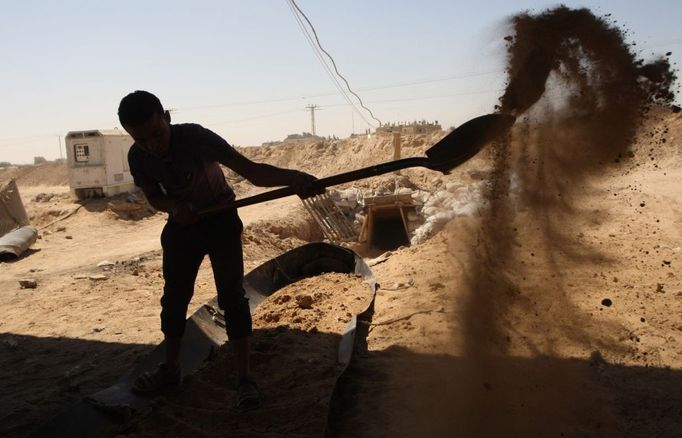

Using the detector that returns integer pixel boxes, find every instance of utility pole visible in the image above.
[305,104,319,136]
[351,110,355,135]
[58,135,63,160]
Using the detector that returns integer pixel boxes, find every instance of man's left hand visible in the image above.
[291,171,325,199]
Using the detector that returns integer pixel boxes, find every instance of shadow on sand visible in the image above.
[0,333,154,438]
[329,305,682,438]
[2,328,680,438]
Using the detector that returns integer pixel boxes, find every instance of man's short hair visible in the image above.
[118,90,164,127]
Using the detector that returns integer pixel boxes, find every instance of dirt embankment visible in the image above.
[0,162,68,187]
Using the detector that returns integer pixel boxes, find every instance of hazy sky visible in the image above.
[1,0,680,164]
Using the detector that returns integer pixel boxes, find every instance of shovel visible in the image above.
[199,113,515,216]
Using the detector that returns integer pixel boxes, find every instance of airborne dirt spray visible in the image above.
[448,6,677,436]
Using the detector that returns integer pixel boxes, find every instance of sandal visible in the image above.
[235,376,260,411]
[131,363,182,395]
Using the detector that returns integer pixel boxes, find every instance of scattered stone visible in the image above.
[2,337,19,350]
[33,193,55,202]
[601,298,613,307]
[273,294,291,305]
[367,251,392,267]
[89,274,109,281]
[73,274,88,280]
[263,312,281,323]
[97,260,115,268]
[92,325,105,333]
[295,294,314,309]
[65,235,73,239]
[656,283,665,293]
[19,279,38,289]
[589,351,606,367]
[56,226,66,232]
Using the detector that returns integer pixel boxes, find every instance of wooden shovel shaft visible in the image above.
[197,113,516,217]
[199,156,429,216]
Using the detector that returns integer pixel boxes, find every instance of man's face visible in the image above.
[124,111,171,157]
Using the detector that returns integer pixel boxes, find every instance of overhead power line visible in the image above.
[284,0,370,127]
[176,69,503,112]
[285,0,374,128]
[287,0,382,127]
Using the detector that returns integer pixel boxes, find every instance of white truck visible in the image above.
[65,129,136,199]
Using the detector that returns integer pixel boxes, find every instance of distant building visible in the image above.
[375,120,442,135]
[284,132,324,142]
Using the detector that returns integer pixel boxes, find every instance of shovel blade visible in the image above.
[426,113,516,172]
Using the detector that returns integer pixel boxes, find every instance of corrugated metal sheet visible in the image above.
[0,179,30,237]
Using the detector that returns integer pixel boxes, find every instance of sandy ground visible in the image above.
[1,113,681,437]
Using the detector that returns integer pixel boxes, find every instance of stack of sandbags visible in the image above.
[411,181,487,245]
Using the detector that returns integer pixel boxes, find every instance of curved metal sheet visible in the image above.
[0,225,37,259]
[32,242,376,437]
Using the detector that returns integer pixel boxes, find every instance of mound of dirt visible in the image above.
[232,130,445,180]
[242,205,323,269]
[0,161,68,187]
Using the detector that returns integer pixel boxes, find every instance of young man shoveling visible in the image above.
[118,90,320,410]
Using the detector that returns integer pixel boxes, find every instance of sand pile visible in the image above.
[242,206,323,269]
[233,130,444,183]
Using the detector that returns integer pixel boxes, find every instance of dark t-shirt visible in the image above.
[128,123,237,210]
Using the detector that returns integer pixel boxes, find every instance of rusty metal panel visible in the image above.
[0,179,30,237]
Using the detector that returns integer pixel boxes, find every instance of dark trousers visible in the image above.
[159,209,252,340]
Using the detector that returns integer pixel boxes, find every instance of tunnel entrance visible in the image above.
[360,194,416,251]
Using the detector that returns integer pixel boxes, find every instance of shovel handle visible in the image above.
[198,156,429,216]
[197,112,516,217]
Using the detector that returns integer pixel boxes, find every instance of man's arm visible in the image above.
[195,124,322,196]
[139,184,173,213]
[128,145,196,223]
[223,153,316,189]
[140,183,197,224]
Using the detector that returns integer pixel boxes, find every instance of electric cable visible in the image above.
[287,0,382,127]
[176,69,504,112]
[285,0,375,129]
